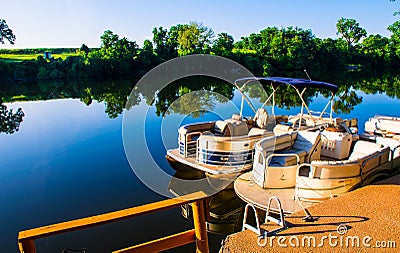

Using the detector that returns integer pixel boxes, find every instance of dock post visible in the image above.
[18,239,36,253]
[192,199,209,253]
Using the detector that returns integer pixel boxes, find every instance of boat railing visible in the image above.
[359,147,391,180]
[295,163,313,178]
[390,144,400,174]
[18,191,210,253]
[390,143,400,159]
[184,131,202,158]
[264,153,300,167]
[257,149,301,168]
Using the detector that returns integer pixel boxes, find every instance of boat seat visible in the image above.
[309,140,390,180]
[348,141,390,170]
[365,115,400,135]
[376,136,400,160]
[310,160,361,179]
[213,119,248,137]
[254,108,269,129]
[256,131,297,153]
[273,124,293,135]
[292,130,322,162]
[269,130,321,166]
[231,113,242,121]
[349,141,384,161]
[248,127,271,137]
[275,115,288,124]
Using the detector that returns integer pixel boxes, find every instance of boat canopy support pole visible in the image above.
[260,84,277,116]
[316,93,335,124]
[296,88,318,127]
[235,80,257,115]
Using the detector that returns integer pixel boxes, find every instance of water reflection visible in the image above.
[1,71,400,252]
[2,71,400,123]
[0,103,24,134]
[168,168,245,235]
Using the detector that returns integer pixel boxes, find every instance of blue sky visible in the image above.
[1,0,399,48]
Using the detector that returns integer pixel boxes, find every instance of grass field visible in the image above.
[0,52,80,62]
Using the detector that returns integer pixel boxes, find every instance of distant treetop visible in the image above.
[0,19,16,45]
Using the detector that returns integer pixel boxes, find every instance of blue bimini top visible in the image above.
[235,76,338,94]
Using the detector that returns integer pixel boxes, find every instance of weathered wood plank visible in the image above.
[18,191,207,241]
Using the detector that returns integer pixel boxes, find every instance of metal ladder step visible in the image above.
[242,196,287,237]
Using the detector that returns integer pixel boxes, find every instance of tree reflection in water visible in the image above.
[1,71,400,125]
[0,104,24,134]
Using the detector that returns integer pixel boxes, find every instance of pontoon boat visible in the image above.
[166,77,357,175]
[295,123,400,202]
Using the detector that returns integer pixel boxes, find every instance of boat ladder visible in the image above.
[242,196,287,238]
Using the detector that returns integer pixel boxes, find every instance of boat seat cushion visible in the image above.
[254,108,269,129]
[213,119,248,137]
[292,130,322,162]
[376,137,400,160]
[248,127,271,137]
[273,124,293,135]
[349,141,384,161]
[292,130,321,153]
[256,131,297,152]
[269,149,306,166]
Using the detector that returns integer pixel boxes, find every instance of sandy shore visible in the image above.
[221,174,400,252]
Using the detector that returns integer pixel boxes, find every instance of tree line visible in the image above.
[1,18,400,82]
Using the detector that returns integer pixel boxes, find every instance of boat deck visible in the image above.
[222,174,400,252]
[234,172,314,214]
[167,148,252,175]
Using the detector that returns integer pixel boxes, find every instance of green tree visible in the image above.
[166,24,184,57]
[97,30,138,60]
[212,32,234,56]
[151,25,184,60]
[361,34,390,66]
[79,43,90,56]
[0,19,16,45]
[139,39,157,71]
[86,30,139,77]
[387,21,400,64]
[388,21,400,41]
[314,38,346,69]
[242,26,317,69]
[336,18,367,47]
[177,22,214,56]
[152,26,169,60]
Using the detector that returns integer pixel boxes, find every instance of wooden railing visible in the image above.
[18,191,209,253]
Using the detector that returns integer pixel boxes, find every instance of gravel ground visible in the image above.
[221,174,400,252]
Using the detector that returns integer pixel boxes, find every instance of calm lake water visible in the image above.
[1,73,400,253]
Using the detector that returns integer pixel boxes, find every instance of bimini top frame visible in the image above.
[234,77,339,127]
